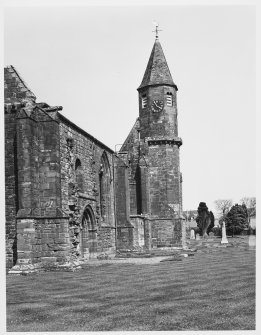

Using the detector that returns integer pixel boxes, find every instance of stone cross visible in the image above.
[221,221,228,244]
[190,229,195,239]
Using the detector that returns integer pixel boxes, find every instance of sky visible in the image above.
[3,1,256,214]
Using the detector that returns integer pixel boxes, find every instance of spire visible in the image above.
[138,39,177,91]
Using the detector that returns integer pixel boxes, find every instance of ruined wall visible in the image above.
[5,107,19,269]
[59,116,116,257]
[4,65,36,270]
[16,218,70,266]
[15,107,62,218]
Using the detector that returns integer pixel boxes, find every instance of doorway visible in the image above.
[81,206,97,258]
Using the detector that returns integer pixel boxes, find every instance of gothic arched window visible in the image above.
[99,152,111,223]
[75,158,84,192]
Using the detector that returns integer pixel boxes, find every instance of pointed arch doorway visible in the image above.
[81,206,97,259]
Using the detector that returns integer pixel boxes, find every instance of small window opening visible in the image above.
[141,94,147,109]
[166,92,173,106]
[75,158,82,170]
[75,159,84,191]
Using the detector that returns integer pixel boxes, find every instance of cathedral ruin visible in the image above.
[5,35,184,272]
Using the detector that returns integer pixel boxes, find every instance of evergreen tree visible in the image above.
[208,211,215,234]
[225,204,248,236]
[195,202,215,236]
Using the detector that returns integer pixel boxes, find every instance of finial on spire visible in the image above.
[152,21,162,40]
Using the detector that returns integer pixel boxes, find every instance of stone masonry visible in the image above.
[5,35,185,272]
[119,37,184,249]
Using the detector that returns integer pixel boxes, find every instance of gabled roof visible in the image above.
[4,65,36,103]
[138,39,177,91]
[119,118,140,152]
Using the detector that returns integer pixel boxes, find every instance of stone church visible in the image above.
[5,35,184,272]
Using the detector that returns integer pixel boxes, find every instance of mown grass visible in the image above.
[6,247,255,331]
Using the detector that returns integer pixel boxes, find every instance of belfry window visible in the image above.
[141,94,147,109]
[166,92,173,106]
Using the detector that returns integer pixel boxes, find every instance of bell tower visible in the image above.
[137,29,184,247]
[118,28,184,249]
[137,32,179,140]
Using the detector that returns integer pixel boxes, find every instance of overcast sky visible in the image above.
[4,2,256,214]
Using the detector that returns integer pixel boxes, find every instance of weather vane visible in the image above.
[152,21,162,39]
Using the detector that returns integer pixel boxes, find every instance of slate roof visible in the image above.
[138,39,177,91]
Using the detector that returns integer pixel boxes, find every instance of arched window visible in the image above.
[99,152,111,223]
[75,158,84,192]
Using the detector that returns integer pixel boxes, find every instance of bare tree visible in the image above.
[240,197,256,209]
[214,199,233,217]
[240,197,256,224]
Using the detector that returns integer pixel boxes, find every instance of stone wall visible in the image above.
[16,107,61,218]
[138,85,178,140]
[151,218,182,248]
[5,108,19,269]
[130,216,145,248]
[16,218,70,265]
[148,143,181,217]
[58,115,116,257]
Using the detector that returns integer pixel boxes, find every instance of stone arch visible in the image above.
[80,205,97,258]
[99,151,112,223]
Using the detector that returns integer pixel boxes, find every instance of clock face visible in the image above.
[151,100,163,112]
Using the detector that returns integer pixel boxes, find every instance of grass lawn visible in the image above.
[6,244,255,331]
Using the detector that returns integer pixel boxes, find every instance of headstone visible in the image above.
[209,232,214,237]
[196,233,201,241]
[181,218,187,249]
[221,221,228,244]
[248,235,256,248]
[190,229,195,239]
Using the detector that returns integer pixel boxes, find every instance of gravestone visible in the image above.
[221,221,228,244]
[209,232,214,237]
[196,233,201,241]
[248,235,256,249]
[190,229,195,239]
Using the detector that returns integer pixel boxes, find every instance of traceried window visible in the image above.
[166,92,173,106]
[141,94,147,109]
